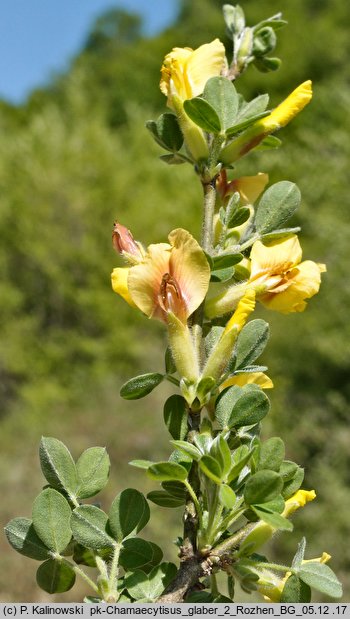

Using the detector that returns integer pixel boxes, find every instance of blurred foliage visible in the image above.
[0,0,349,601]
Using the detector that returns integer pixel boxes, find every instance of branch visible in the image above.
[157,556,210,603]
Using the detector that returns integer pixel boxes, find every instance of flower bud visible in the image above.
[112,222,145,264]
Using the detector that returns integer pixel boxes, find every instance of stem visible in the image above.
[165,374,180,386]
[211,522,256,557]
[210,573,219,596]
[60,558,99,594]
[251,561,291,573]
[183,480,203,531]
[108,543,122,600]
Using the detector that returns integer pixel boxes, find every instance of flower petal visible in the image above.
[223,289,256,335]
[250,236,303,281]
[127,243,171,320]
[259,260,326,313]
[232,173,269,205]
[221,372,273,390]
[111,267,137,308]
[260,81,312,132]
[283,489,316,517]
[160,39,226,103]
[169,228,210,318]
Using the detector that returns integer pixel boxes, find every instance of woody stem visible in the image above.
[190,178,217,362]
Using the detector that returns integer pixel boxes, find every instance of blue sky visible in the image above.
[0,0,177,103]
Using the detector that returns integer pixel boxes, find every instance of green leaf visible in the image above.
[261,227,300,243]
[36,559,75,593]
[156,113,183,151]
[237,93,269,120]
[159,153,186,165]
[226,111,270,137]
[281,574,311,603]
[219,484,237,509]
[235,319,269,370]
[72,543,98,567]
[244,470,283,505]
[162,481,187,499]
[255,495,285,513]
[255,181,301,234]
[199,455,223,484]
[145,114,183,152]
[253,26,277,57]
[39,437,78,498]
[210,266,235,282]
[32,488,72,553]
[254,56,281,72]
[5,517,50,560]
[282,467,304,499]
[228,388,270,428]
[163,395,188,440]
[76,447,110,499]
[147,491,185,508]
[109,489,150,542]
[165,347,176,375]
[70,505,114,550]
[203,77,239,130]
[129,459,155,469]
[211,252,243,271]
[120,372,164,400]
[124,563,177,601]
[252,506,293,531]
[148,461,188,483]
[210,436,232,477]
[292,537,307,569]
[119,538,154,570]
[228,207,251,228]
[170,440,201,461]
[228,446,255,483]
[258,437,285,472]
[215,385,243,428]
[223,4,245,35]
[256,135,282,150]
[183,97,221,133]
[298,563,343,598]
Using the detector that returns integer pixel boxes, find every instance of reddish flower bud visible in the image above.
[112,222,144,263]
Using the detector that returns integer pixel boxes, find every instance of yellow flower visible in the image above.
[283,489,316,518]
[220,372,273,391]
[220,81,312,164]
[159,39,226,162]
[112,228,210,324]
[205,235,326,318]
[160,39,227,106]
[112,228,210,383]
[249,236,326,313]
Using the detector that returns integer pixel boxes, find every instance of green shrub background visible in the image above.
[0,0,349,601]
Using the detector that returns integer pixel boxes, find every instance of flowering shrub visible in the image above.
[5,4,341,603]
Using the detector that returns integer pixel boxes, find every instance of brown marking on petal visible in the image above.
[158,273,187,322]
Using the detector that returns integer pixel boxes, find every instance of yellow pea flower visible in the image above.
[249,236,326,313]
[160,39,227,105]
[159,39,227,162]
[220,81,312,164]
[111,227,210,383]
[205,235,326,318]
